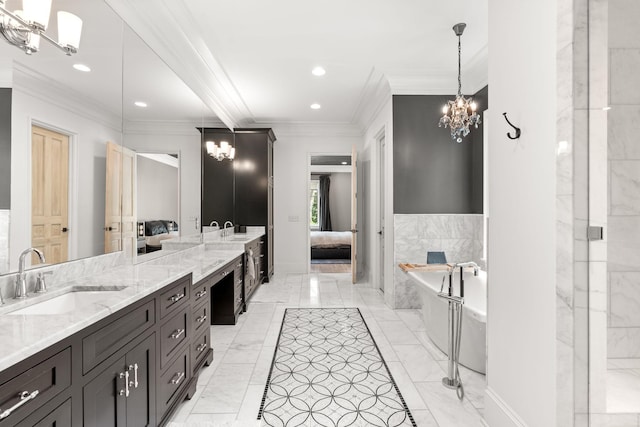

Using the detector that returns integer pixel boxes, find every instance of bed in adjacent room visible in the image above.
[310,230,352,260]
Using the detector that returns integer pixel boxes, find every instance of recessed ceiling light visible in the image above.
[603,106,612,111]
[310,103,321,110]
[73,63,91,72]
[312,66,326,76]
[134,101,148,108]
[341,161,347,165]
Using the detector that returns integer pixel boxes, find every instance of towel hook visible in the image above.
[502,112,521,140]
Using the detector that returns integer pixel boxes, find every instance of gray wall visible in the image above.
[328,172,351,231]
[136,156,179,222]
[0,88,11,209]
[393,88,487,214]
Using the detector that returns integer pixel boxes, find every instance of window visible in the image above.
[309,179,319,229]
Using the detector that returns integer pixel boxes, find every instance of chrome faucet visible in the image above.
[223,221,234,237]
[15,248,45,299]
[449,261,480,277]
[209,221,219,228]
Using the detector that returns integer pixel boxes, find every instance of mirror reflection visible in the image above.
[0,0,214,274]
[0,0,124,274]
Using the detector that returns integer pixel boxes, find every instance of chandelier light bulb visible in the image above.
[23,0,51,29]
[57,11,82,49]
[438,22,481,143]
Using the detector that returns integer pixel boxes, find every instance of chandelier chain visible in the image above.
[457,35,462,96]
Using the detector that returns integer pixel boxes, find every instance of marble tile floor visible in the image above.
[607,359,640,413]
[167,272,486,426]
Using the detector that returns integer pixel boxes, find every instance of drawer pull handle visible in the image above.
[169,293,185,303]
[196,315,207,323]
[170,328,185,339]
[260,254,264,258]
[128,363,139,389]
[119,371,130,397]
[236,263,242,268]
[170,372,185,385]
[0,390,40,420]
[259,241,264,245]
[237,279,243,284]
[195,290,207,298]
[196,343,208,352]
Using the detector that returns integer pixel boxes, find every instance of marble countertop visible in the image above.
[162,231,264,250]
[0,244,246,372]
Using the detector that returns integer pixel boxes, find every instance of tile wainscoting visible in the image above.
[393,214,484,309]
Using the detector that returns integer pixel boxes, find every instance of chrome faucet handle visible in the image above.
[35,271,53,293]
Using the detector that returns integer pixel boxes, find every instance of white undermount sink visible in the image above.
[8,288,127,316]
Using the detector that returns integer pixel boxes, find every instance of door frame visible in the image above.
[30,119,77,261]
[375,127,386,292]
[306,151,353,274]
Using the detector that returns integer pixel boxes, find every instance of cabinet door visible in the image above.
[125,334,156,427]
[83,357,127,427]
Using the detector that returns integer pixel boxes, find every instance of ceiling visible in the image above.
[1,0,209,124]
[106,0,489,129]
[2,0,489,130]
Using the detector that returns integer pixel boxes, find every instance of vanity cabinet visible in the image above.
[244,237,263,304]
[207,255,244,325]
[200,128,275,283]
[0,271,214,427]
[83,333,156,427]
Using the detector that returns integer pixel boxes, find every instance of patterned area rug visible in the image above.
[258,308,416,427]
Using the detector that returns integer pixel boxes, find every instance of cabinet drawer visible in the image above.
[160,309,189,370]
[157,350,189,418]
[159,276,190,319]
[82,300,155,374]
[192,303,209,335]
[191,330,211,373]
[0,348,71,426]
[15,398,71,427]
[192,280,209,306]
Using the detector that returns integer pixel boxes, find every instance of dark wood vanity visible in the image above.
[0,252,246,426]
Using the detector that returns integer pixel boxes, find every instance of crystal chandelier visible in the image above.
[0,0,82,55]
[206,140,235,161]
[439,23,480,143]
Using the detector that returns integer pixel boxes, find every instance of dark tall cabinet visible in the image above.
[200,128,275,282]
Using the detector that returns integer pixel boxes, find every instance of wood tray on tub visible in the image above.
[398,263,478,273]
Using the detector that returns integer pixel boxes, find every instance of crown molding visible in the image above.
[124,118,225,135]
[270,122,363,138]
[12,62,123,131]
[106,0,253,130]
[351,67,392,133]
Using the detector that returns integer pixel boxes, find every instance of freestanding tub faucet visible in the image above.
[15,248,45,299]
[449,261,480,277]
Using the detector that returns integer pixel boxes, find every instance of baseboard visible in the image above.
[484,387,528,427]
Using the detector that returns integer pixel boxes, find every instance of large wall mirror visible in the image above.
[0,0,215,274]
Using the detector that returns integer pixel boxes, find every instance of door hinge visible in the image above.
[587,226,604,241]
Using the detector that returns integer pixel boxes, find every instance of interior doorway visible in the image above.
[31,125,69,265]
[308,154,353,274]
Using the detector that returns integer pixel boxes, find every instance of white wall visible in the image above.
[123,123,203,237]
[10,77,122,270]
[485,1,557,426]
[273,125,362,274]
[136,156,179,222]
[361,97,393,294]
[328,172,351,231]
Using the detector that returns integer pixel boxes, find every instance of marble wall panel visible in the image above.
[608,327,640,358]
[608,106,640,160]
[608,216,640,272]
[393,214,483,309]
[610,272,640,327]
[610,49,640,105]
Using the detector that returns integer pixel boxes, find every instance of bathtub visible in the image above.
[407,268,487,374]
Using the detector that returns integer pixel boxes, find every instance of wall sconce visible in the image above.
[206,140,235,161]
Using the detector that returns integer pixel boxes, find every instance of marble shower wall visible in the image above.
[393,214,483,309]
[607,0,640,360]
[0,210,8,275]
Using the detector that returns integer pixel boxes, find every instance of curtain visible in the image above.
[319,175,332,231]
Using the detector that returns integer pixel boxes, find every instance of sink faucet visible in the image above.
[223,221,234,237]
[209,221,219,228]
[15,248,46,299]
[449,261,480,277]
